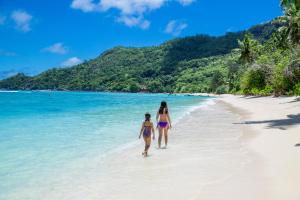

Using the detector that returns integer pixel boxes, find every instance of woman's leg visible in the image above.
[163,128,169,147]
[158,127,163,148]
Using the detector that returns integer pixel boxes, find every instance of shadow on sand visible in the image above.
[240,96,300,104]
[239,96,265,99]
[287,97,300,104]
[235,114,300,130]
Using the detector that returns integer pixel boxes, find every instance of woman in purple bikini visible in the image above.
[156,101,172,148]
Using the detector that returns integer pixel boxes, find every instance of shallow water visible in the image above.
[0,91,209,200]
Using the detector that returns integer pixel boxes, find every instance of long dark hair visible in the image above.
[159,101,168,114]
[145,113,151,121]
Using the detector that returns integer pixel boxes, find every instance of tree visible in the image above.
[284,48,300,84]
[265,25,290,50]
[238,33,261,64]
[281,0,300,10]
[210,71,224,92]
[241,67,267,94]
[227,60,240,91]
[278,0,300,45]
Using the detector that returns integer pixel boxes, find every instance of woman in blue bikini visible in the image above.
[139,113,155,157]
[156,101,172,148]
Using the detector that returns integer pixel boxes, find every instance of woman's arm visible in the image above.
[156,111,159,122]
[167,112,172,128]
[139,122,144,139]
[151,122,155,140]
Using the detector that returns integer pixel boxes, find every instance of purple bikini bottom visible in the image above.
[158,121,168,128]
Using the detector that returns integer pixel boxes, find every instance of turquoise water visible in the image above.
[0,91,210,199]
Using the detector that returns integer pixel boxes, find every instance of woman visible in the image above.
[156,101,172,148]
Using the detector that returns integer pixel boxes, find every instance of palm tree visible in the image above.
[278,0,300,45]
[281,0,300,10]
[238,33,261,64]
[284,47,300,84]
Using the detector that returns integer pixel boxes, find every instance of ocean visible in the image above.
[0,91,211,199]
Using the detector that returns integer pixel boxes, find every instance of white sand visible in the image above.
[218,95,300,200]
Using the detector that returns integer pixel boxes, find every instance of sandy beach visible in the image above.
[87,95,300,200]
[24,95,300,200]
[218,95,300,200]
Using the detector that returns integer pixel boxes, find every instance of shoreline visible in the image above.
[0,89,299,104]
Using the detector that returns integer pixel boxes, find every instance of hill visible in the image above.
[0,22,281,93]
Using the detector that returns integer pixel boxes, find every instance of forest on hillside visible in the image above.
[0,0,299,95]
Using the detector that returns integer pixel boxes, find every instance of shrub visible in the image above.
[259,85,273,96]
[215,85,229,94]
[272,54,291,95]
[293,83,300,96]
[241,67,266,94]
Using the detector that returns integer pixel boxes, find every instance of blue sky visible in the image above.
[0,0,283,79]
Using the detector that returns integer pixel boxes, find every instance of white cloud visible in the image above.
[71,0,98,12]
[164,20,187,36]
[42,43,68,54]
[61,57,83,67]
[177,0,195,6]
[11,10,33,32]
[100,0,166,15]
[117,15,150,29]
[70,0,196,29]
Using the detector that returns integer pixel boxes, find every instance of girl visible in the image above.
[139,113,155,157]
[156,101,172,148]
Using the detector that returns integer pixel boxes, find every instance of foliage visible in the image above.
[293,83,300,95]
[278,0,300,46]
[241,67,267,94]
[238,33,262,64]
[231,0,300,96]
[215,85,229,94]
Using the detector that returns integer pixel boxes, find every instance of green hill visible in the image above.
[0,22,281,93]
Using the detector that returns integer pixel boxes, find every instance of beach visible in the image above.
[1,92,300,200]
[218,95,300,200]
[89,95,300,200]
[1,0,299,199]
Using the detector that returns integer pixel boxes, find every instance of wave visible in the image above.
[0,90,19,93]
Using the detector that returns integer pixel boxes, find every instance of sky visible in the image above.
[0,0,283,79]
